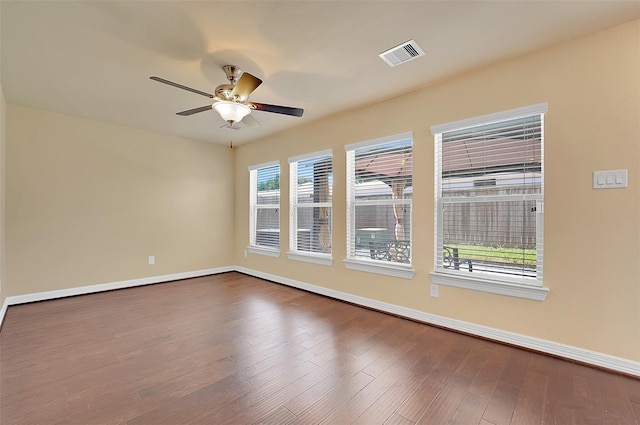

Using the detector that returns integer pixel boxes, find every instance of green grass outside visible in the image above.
[444,244,536,267]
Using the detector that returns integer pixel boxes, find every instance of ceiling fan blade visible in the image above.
[150,76,215,98]
[250,102,304,117]
[230,72,262,100]
[241,114,261,129]
[176,105,213,116]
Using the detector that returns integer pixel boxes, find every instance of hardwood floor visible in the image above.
[1,272,638,425]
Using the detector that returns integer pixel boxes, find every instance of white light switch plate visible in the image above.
[593,170,627,189]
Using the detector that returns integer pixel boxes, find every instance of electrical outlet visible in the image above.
[243,250,248,258]
[148,256,155,265]
[430,284,439,298]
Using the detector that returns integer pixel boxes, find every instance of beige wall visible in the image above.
[234,20,640,361]
[6,106,235,296]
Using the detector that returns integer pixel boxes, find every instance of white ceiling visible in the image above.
[2,1,639,146]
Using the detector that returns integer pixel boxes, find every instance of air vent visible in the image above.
[379,40,425,67]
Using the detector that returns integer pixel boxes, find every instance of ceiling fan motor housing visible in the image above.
[222,65,242,85]
[215,84,235,101]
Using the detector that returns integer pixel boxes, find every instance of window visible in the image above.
[249,161,280,256]
[344,132,414,279]
[431,103,549,300]
[288,150,333,265]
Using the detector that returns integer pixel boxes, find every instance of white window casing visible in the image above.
[344,132,415,279]
[249,161,281,257]
[431,104,549,300]
[288,150,333,265]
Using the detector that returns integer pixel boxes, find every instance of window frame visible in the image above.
[344,132,415,279]
[248,160,281,257]
[431,103,549,301]
[288,150,333,266]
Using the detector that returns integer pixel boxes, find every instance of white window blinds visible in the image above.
[346,133,413,265]
[289,151,333,258]
[249,162,280,250]
[434,105,545,284]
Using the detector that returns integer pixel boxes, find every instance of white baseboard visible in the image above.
[0,296,8,328]
[1,265,638,377]
[236,266,640,378]
[5,266,234,306]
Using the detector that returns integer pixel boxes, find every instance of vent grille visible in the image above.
[379,40,425,67]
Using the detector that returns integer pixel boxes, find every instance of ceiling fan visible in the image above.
[150,65,303,129]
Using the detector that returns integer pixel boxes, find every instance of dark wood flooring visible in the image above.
[1,272,638,424]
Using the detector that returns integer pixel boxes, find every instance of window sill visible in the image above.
[429,271,549,301]
[343,259,415,279]
[248,246,280,258]
[287,252,333,266]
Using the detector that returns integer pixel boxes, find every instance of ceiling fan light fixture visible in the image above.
[213,101,251,123]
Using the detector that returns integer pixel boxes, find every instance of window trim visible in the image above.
[344,131,413,153]
[431,104,549,301]
[248,246,281,257]
[344,132,415,278]
[343,258,415,279]
[429,271,549,301]
[430,103,548,134]
[289,252,333,266]
[248,160,281,257]
[287,149,333,265]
